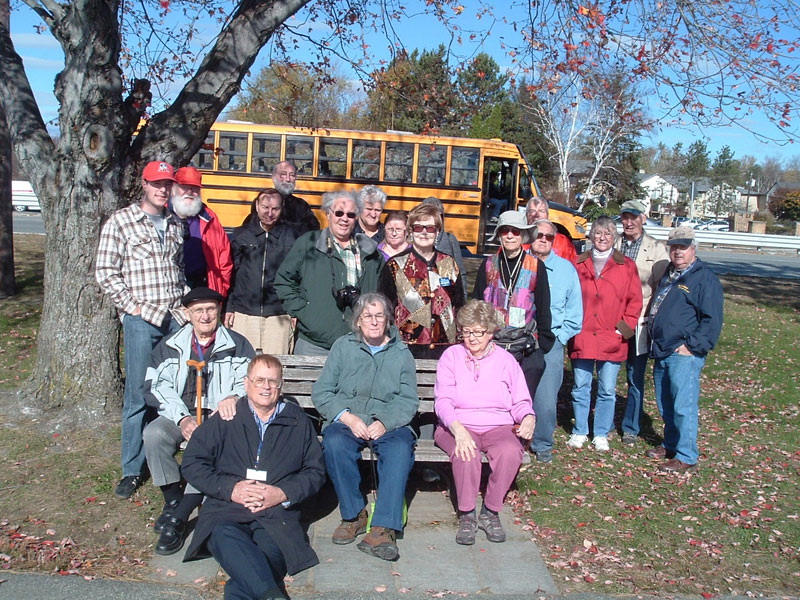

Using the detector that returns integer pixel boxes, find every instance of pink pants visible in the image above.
[434,424,524,513]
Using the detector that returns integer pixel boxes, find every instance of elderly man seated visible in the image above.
[182,354,326,600]
[143,287,255,555]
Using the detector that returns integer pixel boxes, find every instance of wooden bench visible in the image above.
[275,354,530,465]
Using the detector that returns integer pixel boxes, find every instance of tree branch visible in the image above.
[138,0,312,165]
[0,24,56,205]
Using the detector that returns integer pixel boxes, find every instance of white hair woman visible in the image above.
[568,216,642,452]
[274,190,383,356]
[312,292,419,561]
[355,185,388,242]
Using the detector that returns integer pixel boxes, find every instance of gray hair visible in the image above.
[532,218,557,238]
[528,196,550,209]
[271,160,296,178]
[456,299,504,333]
[350,292,394,334]
[421,196,444,214]
[322,190,361,213]
[359,185,387,208]
[590,215,618,243]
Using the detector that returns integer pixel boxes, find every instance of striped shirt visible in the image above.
[95,203,186,326]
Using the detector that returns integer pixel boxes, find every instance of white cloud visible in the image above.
[10,32,61,50]
[21,56,64,69]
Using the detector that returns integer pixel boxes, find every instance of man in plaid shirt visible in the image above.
[96,161,187,499]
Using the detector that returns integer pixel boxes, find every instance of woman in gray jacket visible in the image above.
[312,292,419,563]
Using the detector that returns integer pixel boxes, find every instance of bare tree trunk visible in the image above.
[0,0,14,299]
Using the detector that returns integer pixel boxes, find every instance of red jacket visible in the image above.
[200,206,233,298]
[568,250,642,362]
[552,232,577,262]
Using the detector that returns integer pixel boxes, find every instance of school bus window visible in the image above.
[518,167,533,200]
[318,138,347,178]
[418,144,446,185]
[286,136,314,175]
[384,142,414,182]
[352,140,380,180]
[218,132,248,172]
[191,132,216,170]
[450,147,480,187]
[252,134,281,174]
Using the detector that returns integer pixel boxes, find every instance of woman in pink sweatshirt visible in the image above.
[434,299,535,547]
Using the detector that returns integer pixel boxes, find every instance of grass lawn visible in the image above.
[1,236,798,594]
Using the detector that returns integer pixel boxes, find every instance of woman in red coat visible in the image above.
[568,216,642,452]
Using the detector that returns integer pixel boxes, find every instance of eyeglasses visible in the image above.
[498,226,521,237]
[248,376,282,389]
[275,170,296,180]
[333,210,357,219]
[459,328,489,339]
[385,228,406,235]
[593,231,614,239]
[535,233,556,242]
[361,313,387,323]
[411,224,437,234]
[188,306,220,317]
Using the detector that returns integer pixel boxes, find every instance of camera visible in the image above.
[333,285,361,311]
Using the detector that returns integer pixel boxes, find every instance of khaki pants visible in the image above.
[231,313,294,355]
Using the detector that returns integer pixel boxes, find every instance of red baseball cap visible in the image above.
[175,166,203,188]
[142,161,177,183]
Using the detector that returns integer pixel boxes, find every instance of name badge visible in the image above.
[439,277,452,287]
[246,468,268,482]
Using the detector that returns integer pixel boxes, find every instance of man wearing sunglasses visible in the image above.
[275,190,384,356]
[529,219,583,463]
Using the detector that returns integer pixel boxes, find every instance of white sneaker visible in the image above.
[567,434,588,448]
[593,436,610,452]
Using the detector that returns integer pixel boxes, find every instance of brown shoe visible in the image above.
[645,446,675,459]
[357,526,399,561]
[332,508,368,545]
[658,458,697,473]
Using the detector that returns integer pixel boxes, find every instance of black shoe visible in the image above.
[154,500,180,533]
[114,475,143,499]
[535,451,553,463]
[621,433,638,446]
[155,516,187,556]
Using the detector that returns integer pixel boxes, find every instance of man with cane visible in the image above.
[143,287,254,554]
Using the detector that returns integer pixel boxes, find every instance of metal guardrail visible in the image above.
[641,226,800,254]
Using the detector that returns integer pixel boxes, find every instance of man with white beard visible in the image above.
[271,161,320,234]
[171,167,233,297]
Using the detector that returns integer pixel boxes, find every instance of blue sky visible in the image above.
[9,0,799,166]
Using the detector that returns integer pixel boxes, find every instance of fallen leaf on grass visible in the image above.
[166,569,177,577]
[375,585,387,592]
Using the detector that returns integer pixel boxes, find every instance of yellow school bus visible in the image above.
[191,122,586,254]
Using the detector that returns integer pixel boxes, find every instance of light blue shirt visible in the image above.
[542,252,583,345]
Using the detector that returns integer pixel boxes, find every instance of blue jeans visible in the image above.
[653,353,705,465]
[570,358,621,437]
[621,342,650,436]
[487,197,508,219]
[121,313,178,477]
[322,422,414,531]
[208,521,287,600]
[531,340,564,454]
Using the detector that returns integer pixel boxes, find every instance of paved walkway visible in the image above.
[2,477,557,599]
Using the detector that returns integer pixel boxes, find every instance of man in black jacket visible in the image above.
[272,161,320,234]
[225,188,300,354]
[182,354,326,600]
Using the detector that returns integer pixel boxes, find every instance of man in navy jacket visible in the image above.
[182,354,325,599]
[647,227,723,473]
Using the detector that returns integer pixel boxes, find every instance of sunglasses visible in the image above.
[411,224,437,234]
[332,210,357,219]
[498,226,522,237]
[535,233,556,241]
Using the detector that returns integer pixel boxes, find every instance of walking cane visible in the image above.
[186,359,206,425]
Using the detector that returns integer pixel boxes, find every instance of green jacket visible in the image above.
[311,327,419,433]
[274,229,384,349]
